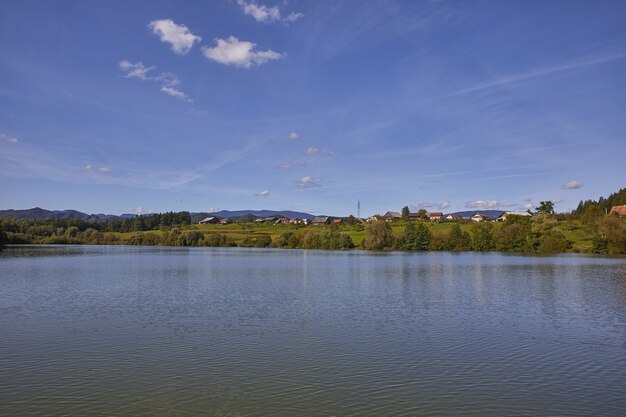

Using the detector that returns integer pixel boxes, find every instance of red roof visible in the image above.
[429,212,443,217]
[610,205,626,216]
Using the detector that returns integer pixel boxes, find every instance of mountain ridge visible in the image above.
[0,207,316,221]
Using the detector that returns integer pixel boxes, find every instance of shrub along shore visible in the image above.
[1,212,625,254]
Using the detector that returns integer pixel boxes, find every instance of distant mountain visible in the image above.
[444,210,506,218]
[0,207,315,222]
[191,210,315,223]
[0,207,137,221]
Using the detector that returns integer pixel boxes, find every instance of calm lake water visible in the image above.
[1,245,625,416]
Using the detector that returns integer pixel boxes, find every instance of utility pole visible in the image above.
[357,200,361,219]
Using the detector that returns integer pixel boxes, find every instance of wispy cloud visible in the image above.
[448,52,626,97]
[119,60,192,102]
[254,190,270,197]
[121,207,148,215]
[160,86,193,103]
[148,19,201,55]
[1,133,19,144]
[563,180,583,190]
[201,36,283,68]
[85,164,114,176]
[98,167,114,175]
[297,176,321,189]
[411,201,450,211]
[305,146,318,155]
[275,160,306,170]
[118,61,154,80]
[465,200,516,210]
[288,132,299,140]
[236,0,304,24]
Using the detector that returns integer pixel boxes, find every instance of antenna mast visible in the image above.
[357,200,361,219]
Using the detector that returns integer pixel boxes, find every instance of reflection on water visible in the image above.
[1,246,625,416]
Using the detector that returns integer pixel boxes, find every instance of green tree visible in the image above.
[401,206,410,220]
[536,201,555,215]
[597,215,626,254]
[446,223,471,251]
[538,230,570,253]
[471,223,495,251]
[402,222,431,250]
[417,208,428,220]
[363,221,394,250]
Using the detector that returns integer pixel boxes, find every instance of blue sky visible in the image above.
[1,0,625,216]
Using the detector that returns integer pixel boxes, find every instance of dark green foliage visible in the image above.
[363,221,394,250]
[417,208,428,220]
[401,206,410,220]
[535,201,555,215]
[242,235,272,248]
[204,234,230,247]
[179,231,204,246]
[471,223,495,251]
[300,228,354,250]
[494,216,531,252]
[573,187,626,216]
[402,222,431,250]
[445,223,471,251]
[538,230,570,253]
[0,226,5,249]
[274,231,302,248]
[597,215,626,254]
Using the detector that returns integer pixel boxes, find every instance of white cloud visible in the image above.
[563,180,583,190]
[465,200,502,210]
[284,12,304,23]
[84,164,93,171]
[254,190,270,197]
[306,146,319,155]
[121,207,147,215]
[275,160,306,170]
[119,60,192,103]
[0,133,18,144]
[98,167,114,175]
[207,207,220,212]
[524,202,533,210]
[237,0,280,23]
[161,86,193,102]
[148,19,201,55]
[411,201,450,211]
[236,1,304,24]
[288,132,299,140]
[118,60,154,80]
[297,176,321,189]
[201,36,283,68]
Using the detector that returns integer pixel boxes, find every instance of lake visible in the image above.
[1,245,625,416]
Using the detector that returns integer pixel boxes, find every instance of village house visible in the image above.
[471,213,489,222]
[199,216,220,224]
[367,214,384,223]
[383,211,402,221]
[332,218,343,225]
[219,218,232,225]
[446,214,460,221]
[408,212,422,220]
[497,211,532,222]
[428,212,443,221]
[609,205,626,217]
[312,216,333,225]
